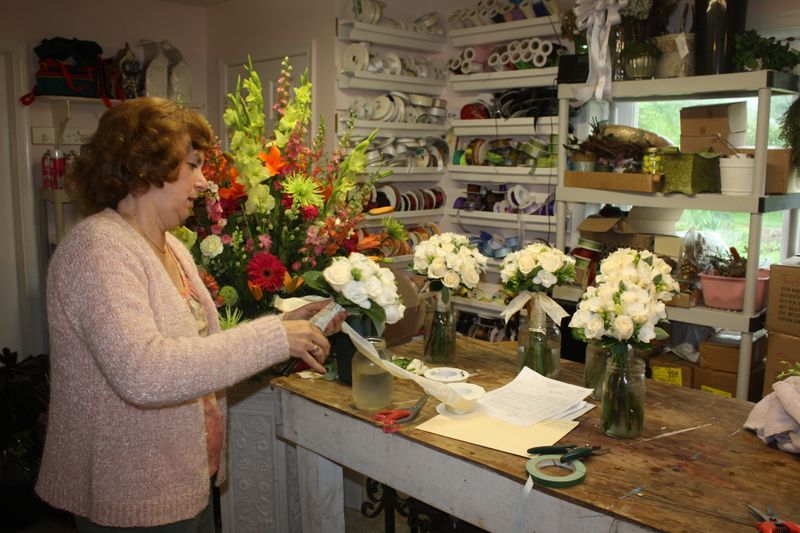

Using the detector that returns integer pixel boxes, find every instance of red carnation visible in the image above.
[300,205,318,221]
[281,195,293,210]
[247,252,287,293]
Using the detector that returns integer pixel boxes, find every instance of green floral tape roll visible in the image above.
[525,454,586,488]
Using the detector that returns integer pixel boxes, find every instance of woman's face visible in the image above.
[155,146,207,229]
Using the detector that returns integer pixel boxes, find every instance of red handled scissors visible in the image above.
[373,395,428,433]
[749,504,800,533]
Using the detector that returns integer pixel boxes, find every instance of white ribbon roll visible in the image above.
[487,52,503,71]
[573,0,629,104]
[529,37,542,51]
[540,40,554,56]
[342,42,370,71]
[518,0,535,18]
[532,52,548,68]
[508,40,520,52]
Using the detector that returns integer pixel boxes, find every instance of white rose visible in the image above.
[427,257,447,279]
[517,251,536,274]
[533,269,558,288]
[445,252,462,270]
[461,265,480,288]
[384,302,406,324]
[637,323,656,343]
[323,259,353,290]
[364,276,384,299]
[612,315,634,341]
[538,250,562,273]
[442,270,461,289]
[200,235,224,258]
[585,314,606,339]
[342,281,370,309]
[413,254,430,273]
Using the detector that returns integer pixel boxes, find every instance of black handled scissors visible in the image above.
[527,444,606,462]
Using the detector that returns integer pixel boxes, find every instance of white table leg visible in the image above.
[296,446,346,533]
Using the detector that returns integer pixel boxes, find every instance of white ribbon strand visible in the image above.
[500,291,569,325]
[572,0,628,105]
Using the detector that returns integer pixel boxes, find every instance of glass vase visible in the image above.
[352,337,393,410]
[584,341,610,400]
[601,352,646,439]
[517,299,561,378]
[331,315,374,385]
[423,291,457,364]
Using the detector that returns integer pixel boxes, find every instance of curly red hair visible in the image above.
[66,97,214,215]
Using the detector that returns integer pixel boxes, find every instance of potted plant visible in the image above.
[779,96,800,179]
[0,348,49,530]
[698,247,770,311]
[621,40,662,80]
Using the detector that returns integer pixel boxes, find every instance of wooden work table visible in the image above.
[270,336,799,532]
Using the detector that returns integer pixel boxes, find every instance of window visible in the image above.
[633,96,795,266]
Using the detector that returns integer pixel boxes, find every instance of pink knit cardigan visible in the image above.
[36,209,290,527]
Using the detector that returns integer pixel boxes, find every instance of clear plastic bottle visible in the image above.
[352,337,393,410]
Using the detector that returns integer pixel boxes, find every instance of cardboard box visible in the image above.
[763,331,800,393]
[698,330,767,373]
[739,148,800,194]
[665,288,701,308]
[680,102,747,137]
[653,234,683,258]
[564,171,663,193]
[577,207,683,252]
[765,264,800,337]
[679,131,747,154]
[650,352,696,387]
[694,363,764,401]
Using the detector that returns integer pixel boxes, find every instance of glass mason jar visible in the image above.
[423,291,457,364]
[352,337,394,410]
[517,301,561,378]
[601,354,646,439]
[584,342,630,400]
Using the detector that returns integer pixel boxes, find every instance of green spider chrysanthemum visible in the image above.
[283,173,323,208]
[382,217,408,243]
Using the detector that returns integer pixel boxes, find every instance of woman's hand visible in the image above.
[282,320,331,373]
[283,299,348,335]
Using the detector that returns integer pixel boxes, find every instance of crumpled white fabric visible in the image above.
[744,376,800,454]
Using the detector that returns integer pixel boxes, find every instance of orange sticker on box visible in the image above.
[653,367,683,386]
[701,385,733,398]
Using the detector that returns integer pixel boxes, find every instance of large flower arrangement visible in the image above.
[410,232,488,362]
[499,242,576,377]
[181,58,406,324]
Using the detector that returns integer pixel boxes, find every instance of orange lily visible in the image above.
[356,233,383,251]
[283,272,304,294]
[218,181,246,202]
[247,281,263,302]
[258,145,288,177]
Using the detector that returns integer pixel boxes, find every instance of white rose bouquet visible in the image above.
[569,248,679,437]
[302,252,405,335]
[498,242,576,377]
[410,232,488,362]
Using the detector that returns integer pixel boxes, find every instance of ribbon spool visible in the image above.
[507,185,538,213]
[518,0,535,19]
[532,53,548,68]
[487,52,503,71]
[526,455,587,488]
[342,43,370,71]
[384,53,402,75]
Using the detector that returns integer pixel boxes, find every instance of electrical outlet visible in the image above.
[63,128,94,145]
[31,127,56,145]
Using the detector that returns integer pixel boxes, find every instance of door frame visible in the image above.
[1,39,45,355]
[217,41,314,149]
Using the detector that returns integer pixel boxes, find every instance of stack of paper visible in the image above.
[479,367,594,427]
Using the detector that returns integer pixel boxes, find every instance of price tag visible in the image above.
[653,366,684,386]
[676,33,690,59]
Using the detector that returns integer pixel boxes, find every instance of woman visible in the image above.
[36,97,340,531]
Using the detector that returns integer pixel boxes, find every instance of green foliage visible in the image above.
[734,30,800,73]
[776,361,800,381]
[779,97,800,175]
[708,247,747,278]
[620,39,662,60]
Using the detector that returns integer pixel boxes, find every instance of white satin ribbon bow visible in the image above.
[499,291,569,326]
[573,0,628,105]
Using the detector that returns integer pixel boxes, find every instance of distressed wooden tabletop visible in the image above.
[273,336,800,532]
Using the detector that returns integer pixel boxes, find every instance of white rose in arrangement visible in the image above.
[612,315,635,341]
[323,259,353,290]
[517,251,536,275]
[442,270,461,289]
[384,302,405,324]
[342,281,370,309]
[499,242,575,295]
[199,234,224,258]
[410,232,487,295]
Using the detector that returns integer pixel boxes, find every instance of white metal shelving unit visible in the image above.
[555,70,800,400]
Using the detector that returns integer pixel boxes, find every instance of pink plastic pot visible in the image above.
[699,269,769,311]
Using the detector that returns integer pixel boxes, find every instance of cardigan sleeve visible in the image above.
[47,220,290,407]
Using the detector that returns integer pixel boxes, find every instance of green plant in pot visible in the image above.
[779,96,800,179]
[621,40,662,80]
[0,348,50,529]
